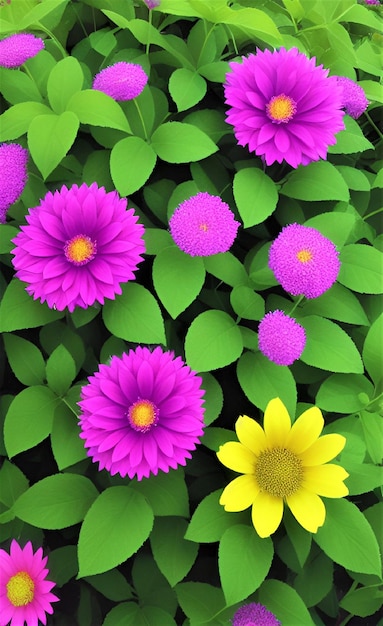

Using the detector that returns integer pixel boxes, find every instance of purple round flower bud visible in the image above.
[92,62,148,101]
[0,143,28,223]
[258,310,306,366]
[142,0,161,7]
[336,76,369,119]
[0,33,44,68]
[232,602,281,626]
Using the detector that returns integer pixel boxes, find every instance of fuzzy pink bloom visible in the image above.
[92,62,148,101]
[169,192,240,257]
[142,0,161,7]
[78,346,205,480]
[258,310,306,366]
[336,76,369,119]
[0,540,59,626]
[232,603,281,626]
[0,33,44,68]
[224,47,345,168]
[364,0,380,5]
[268,223,340,299]
[0,143,28,223]
[11,182,145,312]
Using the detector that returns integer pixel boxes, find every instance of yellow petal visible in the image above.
[286,406,324,454]
[303,464,349,497]
[217,441,256,474]
[251,491,284,538]
[235,415,267,455]
[263,398,291,448]
[300,434,346,466]
[220,474,260,512]
[286,489,326,533]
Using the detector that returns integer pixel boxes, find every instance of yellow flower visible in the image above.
[217,398,349,538]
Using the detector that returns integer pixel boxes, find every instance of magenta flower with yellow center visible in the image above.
[217,398,348,538]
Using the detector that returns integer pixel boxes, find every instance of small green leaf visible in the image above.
[85,570,133,601]
[51,402,86,471]
[46,345,76,396]
[47,56,84,114]
[175,582,226,624]
[0,460,29,507]
[259,579,315,626]
[294,551,333,608]
[131,469,189,517]
[316,374,374,414]
[151,122,217,163]
[3,333,46,386]
[200,372,223,426]
[151,517,198,586]
[185,310,243,372]
[363,314,383,385]
[28,111,79,179]
[0,101,54,141]
[0,67,42,104]
[300,283,369,326]
[48,545,78,587]
[340,585,383,618]
[185,490,248,543]
[110,136,157,196]
[103,603,177,626]
[233,168,278,228]
[67,89,131,132]
[304,211,355,249]
[204,252,248,287]
[169,68,207,112]
[338,244,383,294]
[0,279,64,331]
[360,411,383,465]
[329,116,374,154]
[230,285,265,321]
[281,161,349,202]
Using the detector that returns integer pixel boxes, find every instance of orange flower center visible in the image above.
[128,399,159,432]
[199,223,209,232]
[6,571,35,607]
[266,94,296,124]
[255,447,303,498]
[296,249,313,263]
[64,234,97,266]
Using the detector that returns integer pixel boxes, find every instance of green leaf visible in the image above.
[0,225,19,254]
[110,136,157,196]
[51,402,86,471]
[0,460,29,508]
[131,469,189,517]
[293,551,333,608]
[237,351,297,418]
[284,511,312,569]
[0,67,42,104]
[219,524,273,605]
[0,101,54,141]
[233,168,278,228]
[202,427,237,451]
[169,68,207,112]
[151,517,198,586]
[3,333,46,386]
[337,166,371,192]
[4,386,58,457]
[185,310,243,372]
[340,585,383,619]
[67,89,131,132]
[143,229,173,256]
[329,116,374,154]
[46,345,76,395]
[0,279,64,331]
[78,487,154,577]
[281,161,349,202]
[85,570,133,601]
[200,372,223,426]
[342,461,383,496]
[17,0,69,29]
[185,489,248,543]
[300,283,369,326]
[13,473,98,530]
[103,603,177,626]
[219,5,282,46]
[47,56,83,114]
[103,282,166,345]
[48,545,78,587]
[316,374,374,414]
[132,552,178,615]
[259,579,315,626]
[304,211,355,249]
[204,252,248,287]
[338,244,383,295]
[298,316,363,374]
[175,582,226,624]
[230,285,265,321]
[153,246,205,318]
[315,499,382,575]
[360,411,383,465]
[28,111,79,179]
[151,122,217,163]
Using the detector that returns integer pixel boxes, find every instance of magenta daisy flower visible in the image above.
[0,143,28,223]
[11,182,145,312]
[258,310,306,366]
[0,33,44,68]
[92,62,148,101]
[0,540,59,626]
[232,603,281,626]
[169,192,240,257]
[336,76,369,119]
[78,346,205,480]
[224,47,345,168]
[268,223,340,299]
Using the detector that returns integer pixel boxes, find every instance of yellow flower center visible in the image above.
[64,234,97,266]
[128,399,159,433]
[199,223,209,232]
[255,447,303,498]
[266,93,296,124]
[296,249,313,263]
[6,571,35,607]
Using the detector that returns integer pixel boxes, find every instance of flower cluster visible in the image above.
[0,142,28,223]
[0,33,44,68]
[93,62,148,101]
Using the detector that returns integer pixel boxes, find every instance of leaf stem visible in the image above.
[133,98,148,140]
[288,294,305,316]
[363,206,383,220]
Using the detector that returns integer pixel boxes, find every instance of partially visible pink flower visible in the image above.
[0,143,28,223]
[92,62,148,101]
[0,539,59,626]
[232,602,281,626]
[142,0,161,7]
[268,223,340,299]
[0,33,44,68]
[78,346,205,480]
[224,47,345,168]
[169,192,240,257]
[364,0,380,5]
[258,310,306,366]
[11,182,145,312]
[336,76,369,119]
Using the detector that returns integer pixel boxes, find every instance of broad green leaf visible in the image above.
[4,386,59,457]
[0,67,42,104]
[300,283,369,326]
[202,427,238,452]
[200,372,223,426]
[337,166,371,192]
[13,473,98,529]
[110,136,157,196]
[259,580,315,626]
[281,161,349,202]
[144,229,173,256]
[219,524,273,605]
[338,244,383,294]
[78,487,154,577]
[304,211,355,249]
[329,116,374,154]
[340,585,383,619]
[219,5,282,46]
[185,310,243,372]
[153,246,205,318]
[185,490,248,543]
[151,122,217,163]
[299,316,363,373]
[204,252,248,287]
[237,351,297,418]
[230,285,265,321]
[18,0,69,29]
[169,68,207,112]
[130,470,189,517]
[316,374,374,413]
[89,29,117,56]
[0,460,29,508]
[51,402,86,471]
[47,56,84,114]
[103,603,177,626]
[360,411,383,466]
[28,112,79,179]
[103,282,166,345]
[3,333,46,386]
[85,570,133,602]
[0,280,61,332]
[175,582,226,624]
[46,345,76,396]
[294,551,333,608]
[342,461,383,496]
[0,101,54,141]
[151,517,198,586]
[47,545,78,587]
[233,168,278,228]
[314,499,381,576]
[67,89,131,132]
[132,552,178,615]
[284,511,312,569]
[0,225,19,254]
